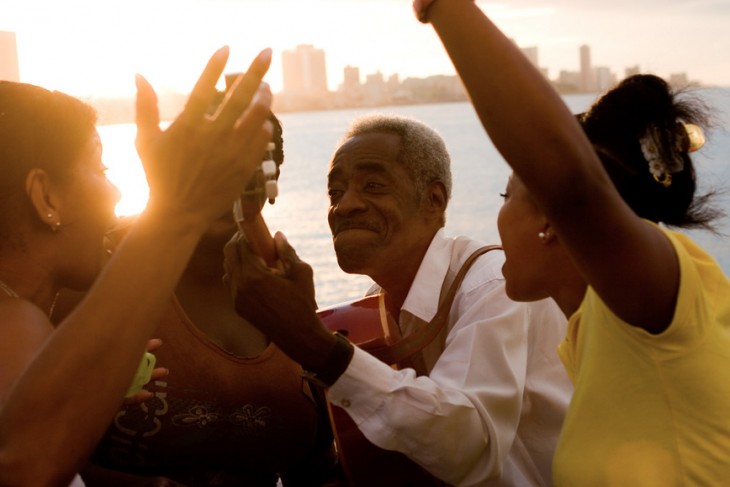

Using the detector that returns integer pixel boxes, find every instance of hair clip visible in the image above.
[641,121,705,188]
[680,122,705,153]
[641,125,678,187]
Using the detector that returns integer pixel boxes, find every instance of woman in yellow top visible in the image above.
[414,0,730,485]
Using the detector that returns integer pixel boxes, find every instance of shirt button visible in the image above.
[340,398,351,408]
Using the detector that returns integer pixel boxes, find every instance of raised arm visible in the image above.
[0,47,273,486]
[420,0,679,330]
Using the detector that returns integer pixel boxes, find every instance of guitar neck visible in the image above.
[237,212,278,268]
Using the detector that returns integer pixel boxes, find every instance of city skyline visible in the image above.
[0,32,700,98]
[1,0,729,99]
[1,30,702,121]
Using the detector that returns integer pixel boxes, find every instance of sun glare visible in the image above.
[99,124,148,217]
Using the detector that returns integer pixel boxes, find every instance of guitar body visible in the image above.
[317,293,400,348]
[318,298,445,486]
[326,403,441,486]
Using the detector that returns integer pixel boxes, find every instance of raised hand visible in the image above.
[135,47,274,229]
[223,231,335,371]
[223,231,316,324]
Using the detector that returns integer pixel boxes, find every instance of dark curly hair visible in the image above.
[579,74,721,230]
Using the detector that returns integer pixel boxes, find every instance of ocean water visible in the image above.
[98,91,730,308]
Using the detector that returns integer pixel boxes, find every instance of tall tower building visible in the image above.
[0,31,20,82]
[281,44,328,96]
[579,44,592,93]
[342,65,360,90]
[625,65,641,79]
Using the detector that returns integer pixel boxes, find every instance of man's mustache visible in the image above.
[332,219,381,235]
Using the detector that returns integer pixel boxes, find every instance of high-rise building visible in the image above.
[281,44,328,96]
[0,31,20,82]
[342,65,360,90]
[579,44,593,92]
[625,65,641,78]
[669,72,689,88]
[594,66,616,92]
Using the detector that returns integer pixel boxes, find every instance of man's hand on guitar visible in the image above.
[223,231,339,373]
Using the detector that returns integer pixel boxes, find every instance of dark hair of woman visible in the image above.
[0,81,97,236]
[0,82,97,186]
[578,74,722,231]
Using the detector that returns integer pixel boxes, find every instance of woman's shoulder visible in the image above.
[659,227,729,291]
[0,298,54,400]
[0,297,53,335]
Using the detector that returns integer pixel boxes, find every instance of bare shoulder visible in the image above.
[0,298,54,338]
[0,298,54,401]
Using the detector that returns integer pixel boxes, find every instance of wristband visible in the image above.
[413,0,439,23]
[302,332,354,388]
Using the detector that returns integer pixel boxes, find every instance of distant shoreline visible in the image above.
[88,82,724,126]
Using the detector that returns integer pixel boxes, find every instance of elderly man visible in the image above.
[224,114,572,486]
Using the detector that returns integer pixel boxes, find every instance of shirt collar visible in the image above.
[400,228,453,323]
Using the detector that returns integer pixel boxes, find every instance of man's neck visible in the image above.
[373,244,432,320]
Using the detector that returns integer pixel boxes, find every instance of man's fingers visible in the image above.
[273,232,299,263]
[223,232,244,274]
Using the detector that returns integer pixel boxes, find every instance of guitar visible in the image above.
[316,245,499,486]
[317,293,402,350]
[317,297,447,487]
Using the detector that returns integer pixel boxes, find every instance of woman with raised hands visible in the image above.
[414,0,730,484]
[0,46,273,486]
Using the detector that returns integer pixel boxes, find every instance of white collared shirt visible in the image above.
[328,229,572,486]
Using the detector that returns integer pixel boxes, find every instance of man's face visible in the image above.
[327,132,432,278]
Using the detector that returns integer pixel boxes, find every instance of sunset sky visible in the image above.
[2,0,730,98]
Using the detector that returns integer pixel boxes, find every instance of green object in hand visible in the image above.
[125,352,156,398]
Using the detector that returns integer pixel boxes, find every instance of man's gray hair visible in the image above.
[338,113,453,202]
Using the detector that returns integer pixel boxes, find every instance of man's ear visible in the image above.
[424,180,448,217]
[25,168,63,229]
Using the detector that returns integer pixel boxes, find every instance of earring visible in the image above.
[538,230,550,242]
[47,213,53,219]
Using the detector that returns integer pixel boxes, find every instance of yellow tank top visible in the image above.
[554,227,730,486]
